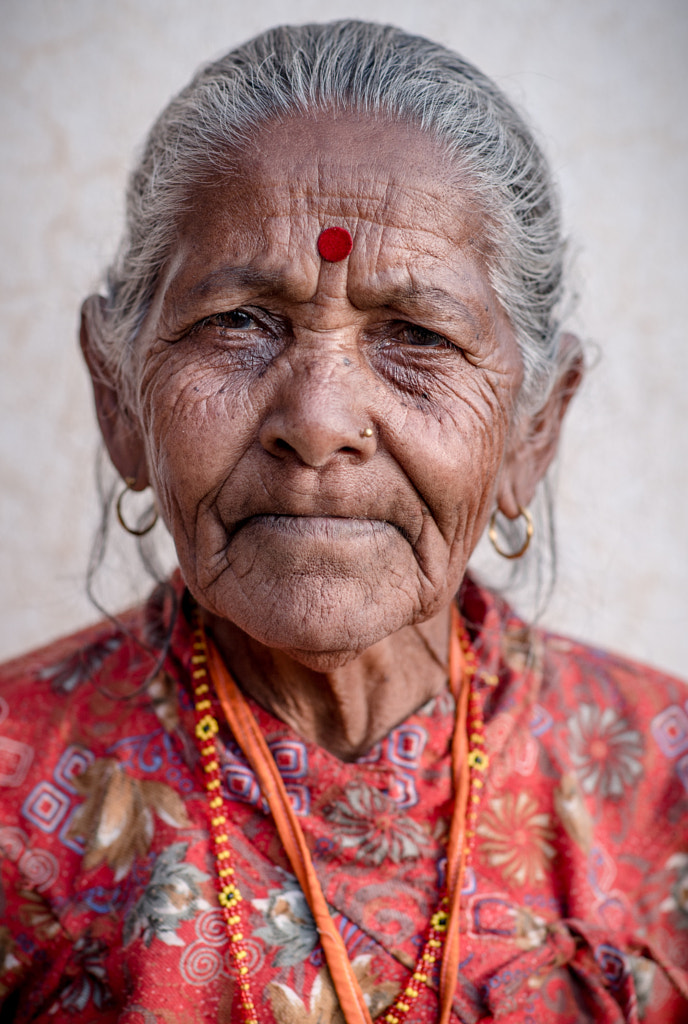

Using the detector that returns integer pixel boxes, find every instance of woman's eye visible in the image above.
[399,324,450,348]
[210,309,257,330]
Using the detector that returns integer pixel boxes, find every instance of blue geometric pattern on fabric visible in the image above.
[59,804,87,853]
[269,739,308,778]
[387,725,427,767]
[651,704,688,758]
[529,703,554,737]
[107,728,182,773]
[284,784,310,816]
[21,780,71,833]
[386,770,418,809]
[223,763,263,807]
[676,753,688,794]
[54,745,95,794]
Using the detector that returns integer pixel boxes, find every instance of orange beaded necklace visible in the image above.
[190,605,488,1023]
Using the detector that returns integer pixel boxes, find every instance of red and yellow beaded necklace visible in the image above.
[190,605,488,1024]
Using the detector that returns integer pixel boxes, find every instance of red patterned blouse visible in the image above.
[0,575,687,1023]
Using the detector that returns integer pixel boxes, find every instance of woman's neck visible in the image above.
[205,606,451,762]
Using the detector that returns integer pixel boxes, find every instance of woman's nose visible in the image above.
[259,353,376,468]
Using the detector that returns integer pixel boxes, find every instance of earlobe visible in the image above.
[79,295,149,489]
[496,333,584,518]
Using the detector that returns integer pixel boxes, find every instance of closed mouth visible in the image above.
[233,513,405,542]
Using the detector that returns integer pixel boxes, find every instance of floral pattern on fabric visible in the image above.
[324,781,430,865]
[0,574,686,1023]
[660,853,688,929]
[56,936,114,1014]
[69,758,192,879]
[268,956,398,1024]
[476,791,556,886]
[252,874,319,967]
[123,841,211,947]
[568,703,644,798]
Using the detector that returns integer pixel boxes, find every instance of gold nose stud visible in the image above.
[360,427,374,438]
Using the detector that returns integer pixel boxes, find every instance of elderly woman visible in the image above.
[0,20,686,1024]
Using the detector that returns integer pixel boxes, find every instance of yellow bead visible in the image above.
[405,987,418,998]
[468,749,489,771]
[239,966,248,975]
[231,932,243,942]
[196,715,219,741]
[397,1003,409,1013]
[207,779,220,790]
[192,669,207,679]
[236,950,247,960]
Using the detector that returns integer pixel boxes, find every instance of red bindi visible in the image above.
[317,226,353,262]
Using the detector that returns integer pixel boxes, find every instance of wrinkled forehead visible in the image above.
[165,112,490,300]
[234,110,460,187]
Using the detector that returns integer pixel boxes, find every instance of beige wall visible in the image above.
[1,0,686,677]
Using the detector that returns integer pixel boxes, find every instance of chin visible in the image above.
[207,573,416,664]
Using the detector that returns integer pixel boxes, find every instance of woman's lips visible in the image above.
[234,513,401,542]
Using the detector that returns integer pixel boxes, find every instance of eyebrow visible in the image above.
[183,266,285,301]
[362,283,482,329]
[172,265,483,330]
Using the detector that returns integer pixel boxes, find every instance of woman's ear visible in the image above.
[496,333,584,518]
[79,295,149,490]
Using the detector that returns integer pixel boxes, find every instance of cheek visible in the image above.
[401,371,514,538]
[137,355,258,522]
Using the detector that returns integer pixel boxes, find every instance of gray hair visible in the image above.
[100,20,574,415]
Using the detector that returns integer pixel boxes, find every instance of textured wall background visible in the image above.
[1,0,686,676]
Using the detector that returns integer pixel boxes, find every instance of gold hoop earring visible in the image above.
[116,477,158,536]
[488,505,533,560]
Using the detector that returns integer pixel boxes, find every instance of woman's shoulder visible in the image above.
[464,575,688,800]
[0,582,190,778]
[0,577,186,711]
[1,613,129,692]
[0,604,159,833]
[463,573,687,701]
[0,605,150,741]
[539,625,688,725]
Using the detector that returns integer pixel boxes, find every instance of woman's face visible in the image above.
[102,115,528,662]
